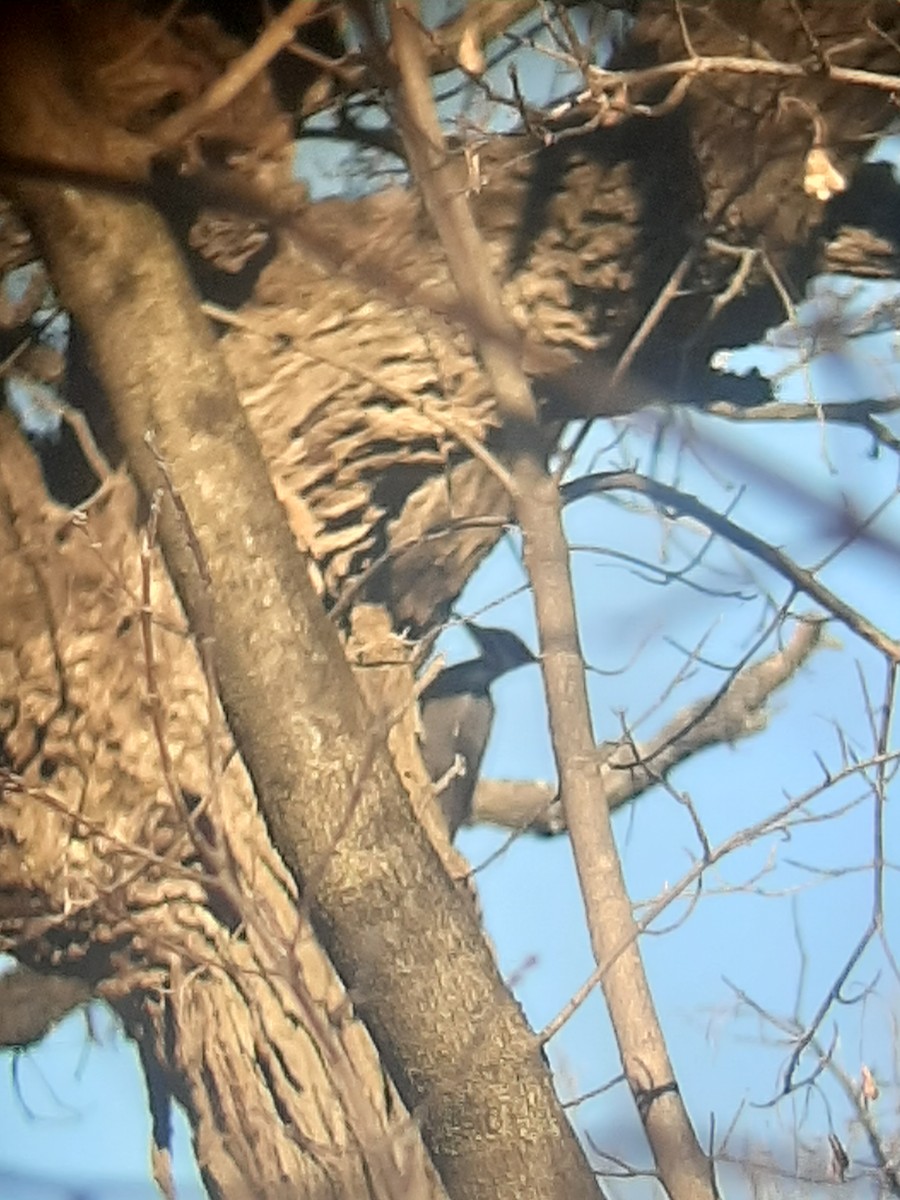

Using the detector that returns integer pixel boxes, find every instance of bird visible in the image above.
[418,623,537,839]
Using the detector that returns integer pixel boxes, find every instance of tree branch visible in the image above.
[0,13,596,1199]
[386,5,713,1199]
[471,616,827,832]
[564,472,900,661]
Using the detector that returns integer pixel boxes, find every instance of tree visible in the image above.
[1,2,899,1197]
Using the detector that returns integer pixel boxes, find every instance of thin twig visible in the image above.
[154,0,320,149]
[564,471,900,662]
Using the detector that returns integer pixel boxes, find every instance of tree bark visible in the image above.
[2,2,900,1197]
[0,8,601,1199]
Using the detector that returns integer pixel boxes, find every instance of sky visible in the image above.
[3,5,900,1199]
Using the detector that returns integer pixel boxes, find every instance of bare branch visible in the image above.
[153,0,320,149]
[472,617,828,832]
[565,472,900,661]
[387,5,714,1198]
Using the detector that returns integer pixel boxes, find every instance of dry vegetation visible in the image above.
[1,3,900,1199]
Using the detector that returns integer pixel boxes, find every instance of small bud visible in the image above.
[861,1063,879,1106]
[458,21,485,75]
[828,1132,849,1182]
[804,146,846,201]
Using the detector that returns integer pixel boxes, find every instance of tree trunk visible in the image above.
[2,2,900,1197]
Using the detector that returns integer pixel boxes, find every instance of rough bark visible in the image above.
[0,417,445,1200]
[1,2,900,1198]
[0,187,600,1200]
[0,7,601,1199]
[6,4,900,635]
[211,0,900,628]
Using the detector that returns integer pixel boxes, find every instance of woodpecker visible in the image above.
[418,623,536,839]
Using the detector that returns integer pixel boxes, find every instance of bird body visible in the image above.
[418,625,536,838]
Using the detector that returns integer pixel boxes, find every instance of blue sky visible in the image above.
[6,378,898,1198]
[4,5,900,1197]
[453,391,900,1191]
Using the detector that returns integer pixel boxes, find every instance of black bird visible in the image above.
[418,623,537,839]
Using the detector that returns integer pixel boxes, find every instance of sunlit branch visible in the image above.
[564,471,900,661]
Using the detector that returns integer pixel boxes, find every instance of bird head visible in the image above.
[465,622,536,682]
